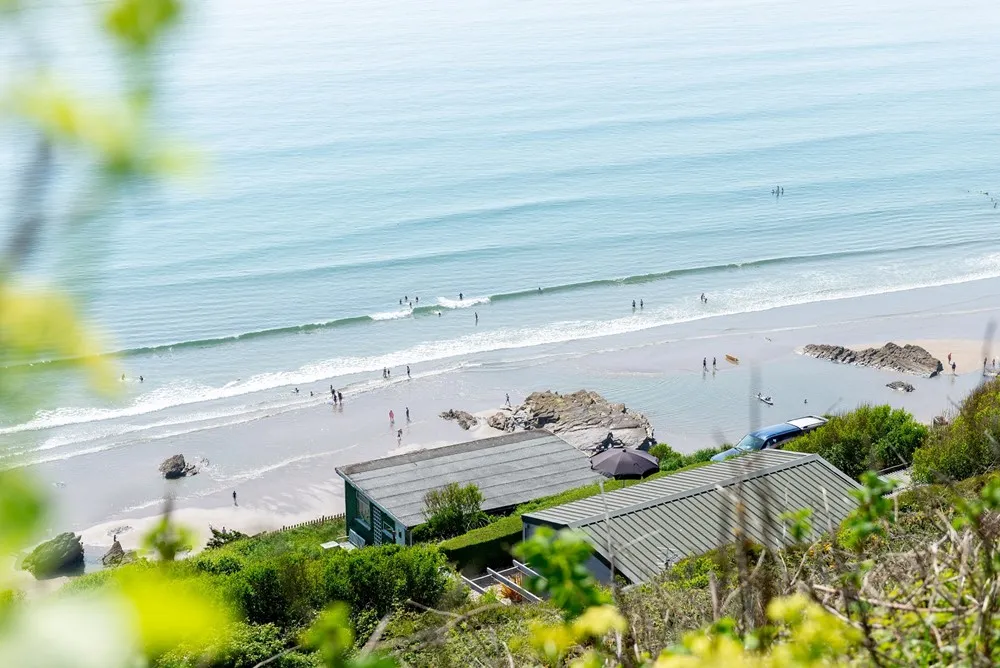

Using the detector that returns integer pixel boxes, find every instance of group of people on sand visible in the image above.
[382,365,412,380]
[388,407,411,444]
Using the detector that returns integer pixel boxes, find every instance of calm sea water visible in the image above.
[3,0,1000,467]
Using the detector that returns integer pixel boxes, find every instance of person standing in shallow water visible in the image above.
[338,391,343,404]
[232,491,237,506]
[389,409,394,425]
[405,407,410,421]
[702,357,707,371]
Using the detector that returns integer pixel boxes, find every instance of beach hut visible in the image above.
[336,430,600,547]
[522,450,860,585]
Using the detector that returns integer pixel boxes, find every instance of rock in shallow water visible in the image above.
[886,381,916,392]
[159,454,197,479]
[803,342,943,378]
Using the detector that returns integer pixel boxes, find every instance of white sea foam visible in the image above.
[6,254,1000,443]
[436,295,490,309]
[369,308,413,321]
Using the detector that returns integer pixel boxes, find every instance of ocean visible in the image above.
[2,0,1000,521]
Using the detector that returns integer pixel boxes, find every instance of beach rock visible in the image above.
[487,411,514,431]
[22,532,84,578]
[886,381,915,393]
[803,342,943,378]
[440,409,479,430]
[100,540,135,568]
[159,454,197,479]
[499,390,655,453]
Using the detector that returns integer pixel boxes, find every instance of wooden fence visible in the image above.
[253,513,345,539]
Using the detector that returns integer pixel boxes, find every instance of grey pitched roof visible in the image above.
[336,430,601,528]
[523,450,860,584]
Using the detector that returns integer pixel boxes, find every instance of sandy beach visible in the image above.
[12,275,1000,570]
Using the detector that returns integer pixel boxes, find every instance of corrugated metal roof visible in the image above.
[525,450,809,526]
[523,451,860,584]
[336,430,601,528]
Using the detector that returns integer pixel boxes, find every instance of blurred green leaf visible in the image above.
[104,0,181,52]
[0,470,46,556]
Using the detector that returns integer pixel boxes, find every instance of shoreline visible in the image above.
[17,276,1000,560]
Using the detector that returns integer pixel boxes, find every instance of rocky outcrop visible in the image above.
[803,343,943,378]
[159,454,197,479]
[491,390,655,452]
[100,540,135,568]
[440,409,479,430]
[886,381,915,393]
[22,532,84,578]
[487,411,513,431]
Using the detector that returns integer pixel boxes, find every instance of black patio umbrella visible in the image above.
[590,447,659,479]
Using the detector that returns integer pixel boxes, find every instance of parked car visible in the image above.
[710,415,828,462]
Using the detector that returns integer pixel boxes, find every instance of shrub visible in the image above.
[787,404,927,479]
[422,482,490,540]
[192,552,244,576]
[205,526,250,550]
[323,545,447,619]
[229,563,287,626]
[912,378,1000,483]
[648,443,725,472]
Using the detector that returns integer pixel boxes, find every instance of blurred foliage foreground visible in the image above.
[6,1,1000,667]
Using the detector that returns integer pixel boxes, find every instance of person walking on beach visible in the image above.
[952,361,957,375]
[405,406,410,422]
[389,409,395,425]
[703,357,707,371]
[948,352,952,364]
[712,357,717,370]
[505,393,511,408]
[985,357,989,375]
[232,490,237,507]
[406,365,411,378]
[397,429,402,445]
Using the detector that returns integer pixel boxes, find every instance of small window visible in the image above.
[357,494,371,527]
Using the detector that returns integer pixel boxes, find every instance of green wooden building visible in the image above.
[336,430,599,547]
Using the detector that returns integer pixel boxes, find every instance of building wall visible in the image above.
[344,481,405,547]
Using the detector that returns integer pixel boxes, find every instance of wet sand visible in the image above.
[20,276,1000,564]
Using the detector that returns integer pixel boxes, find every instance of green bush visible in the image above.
[323,544,447,619]
[787,404,928,479]
[422,482,489,540]
[229,563,287,626]
[912,378,1000,483]
[648,444,725,472]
